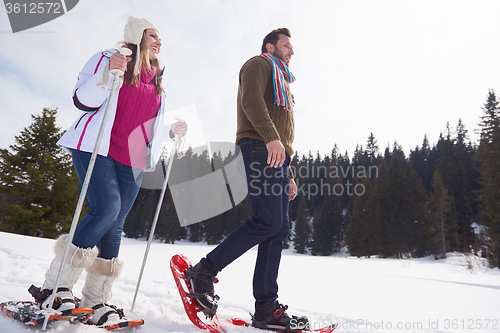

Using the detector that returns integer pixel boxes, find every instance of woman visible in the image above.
[31,16,187,326]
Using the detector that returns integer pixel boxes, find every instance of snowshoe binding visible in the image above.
[28,284,78,311]
[251,301,309,332]
[185,261,220,318]
[89,303,144,330]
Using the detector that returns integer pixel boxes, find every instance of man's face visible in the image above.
[269,34,294,65]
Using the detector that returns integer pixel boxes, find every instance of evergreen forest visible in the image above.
[2,90,500,268]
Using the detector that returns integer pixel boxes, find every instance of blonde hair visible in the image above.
[123,30,163,95]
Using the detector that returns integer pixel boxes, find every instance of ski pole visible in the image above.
[41,47,132,332]
[131,120,185,311]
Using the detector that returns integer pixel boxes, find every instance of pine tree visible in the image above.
[337,150,352,206]
[157,187,181,244]
[366,133,380,164]
[345,177,374,257]
[311,149,344,256]
[0,107,80,238]
[425,169,453,259]
[369,154,425,258]
[476,89,500,267]
[403,162,427,257]
[454,119,480,250]
[370,160,395,257]
[203,151,227,244]
[310,151,326,212]
[410,135,436,192]
[436,122,474,252]
[293,194,310,254]
[205,213,225,245]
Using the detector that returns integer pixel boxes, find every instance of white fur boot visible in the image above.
[80,257,125,326]
[37,234,98,311]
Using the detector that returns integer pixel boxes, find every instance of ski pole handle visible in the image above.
[110,47,132,76]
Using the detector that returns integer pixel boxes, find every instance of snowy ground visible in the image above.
[0,231,499,333]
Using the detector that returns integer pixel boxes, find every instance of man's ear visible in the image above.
[265,43,275,54]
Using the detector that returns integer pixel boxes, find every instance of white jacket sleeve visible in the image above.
[163,123,174,141]
[72,50,119,110]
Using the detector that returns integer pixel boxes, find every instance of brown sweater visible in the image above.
[236,56,295,157]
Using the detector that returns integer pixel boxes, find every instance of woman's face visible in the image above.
[145,28,161,59]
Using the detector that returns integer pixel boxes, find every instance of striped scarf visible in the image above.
[260,53,296,111]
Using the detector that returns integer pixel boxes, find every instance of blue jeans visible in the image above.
[71,150,142,259]
[201,138,290,310]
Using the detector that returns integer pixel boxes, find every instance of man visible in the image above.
[186,28,308,332]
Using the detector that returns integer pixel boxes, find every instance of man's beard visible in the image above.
[273,49,289,65]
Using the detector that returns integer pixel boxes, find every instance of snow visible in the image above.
[0,231,499,333]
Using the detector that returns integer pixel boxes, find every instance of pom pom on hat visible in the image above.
[124,16,159,45]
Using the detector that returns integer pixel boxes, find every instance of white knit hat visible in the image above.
[123,16,159,76]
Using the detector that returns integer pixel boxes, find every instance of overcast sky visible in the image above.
[1,0,499,159]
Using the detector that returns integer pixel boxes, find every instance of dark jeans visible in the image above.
[201,138,290,310]
[71,149,142,259]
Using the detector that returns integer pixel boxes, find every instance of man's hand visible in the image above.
[289,178,297,201]
[266,140,286,168]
